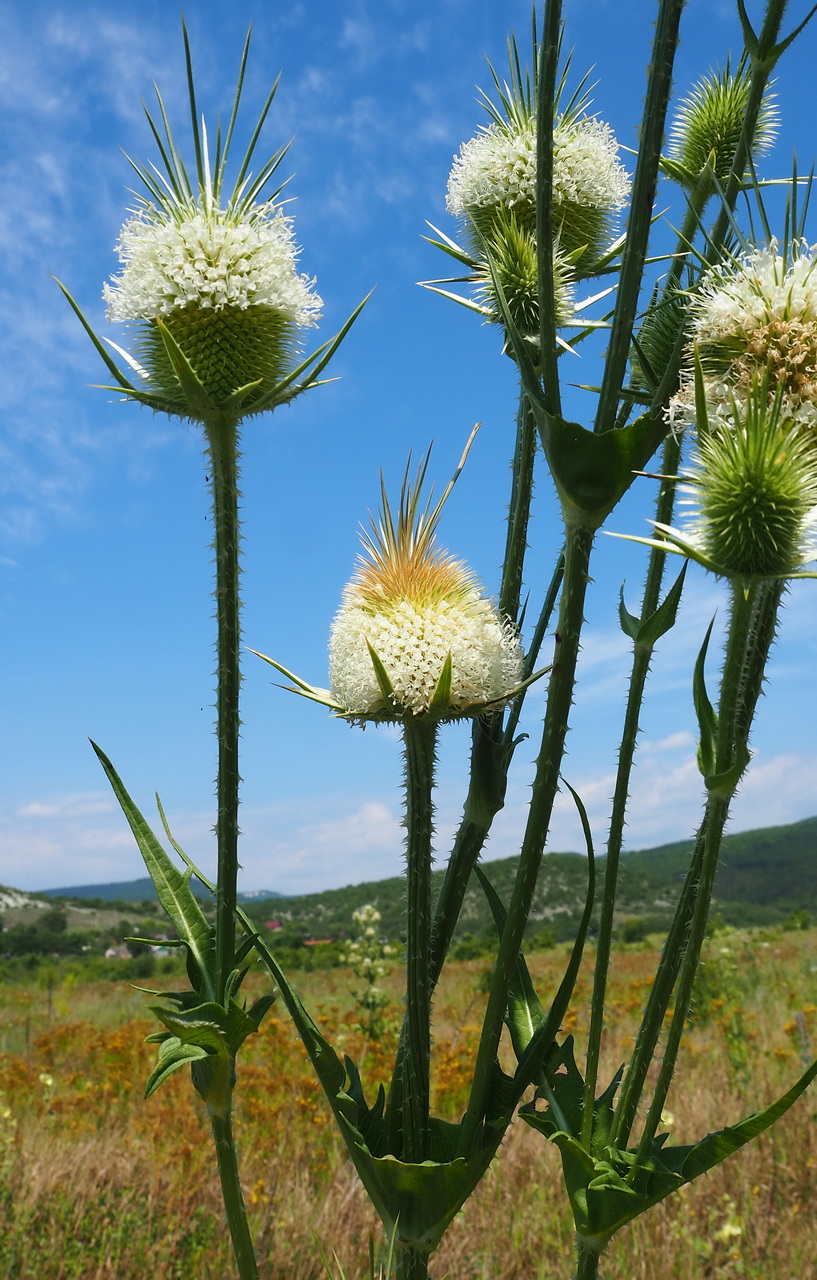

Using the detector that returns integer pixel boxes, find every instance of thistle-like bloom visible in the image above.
[446,114,629,264]
[60,29,335,425]
[673,240,817,434]
[328,447,523,721]
[104,205,320,325]
[662,63,778,190]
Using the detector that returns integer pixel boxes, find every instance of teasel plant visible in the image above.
[60,24,364,1280]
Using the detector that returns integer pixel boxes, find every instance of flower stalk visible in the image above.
[205,411,243,1002]
[400,717,438,1166]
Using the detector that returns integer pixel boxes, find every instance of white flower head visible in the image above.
[446,114,629,265]
[673,240,817,433]
[329,439,523,721]
[104,203,321,327]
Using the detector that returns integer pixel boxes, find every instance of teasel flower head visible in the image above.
[648,370,817,582]
[446,111,629,268]
[58,27,336,426]
[328,437,523,722]
[662,61,778,192]
[671,240,817,435]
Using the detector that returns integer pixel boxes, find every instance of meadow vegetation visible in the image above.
[1,923,815,1279]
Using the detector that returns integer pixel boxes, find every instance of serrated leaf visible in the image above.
[151,1004,227,1056]
[91,742,216,1000]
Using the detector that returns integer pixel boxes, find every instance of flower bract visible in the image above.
[663,62,777,190]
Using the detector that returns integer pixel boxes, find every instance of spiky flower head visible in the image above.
[62,27,326,425]
[663,62,778,191]
[655,376,817,581]
[446,112,629,267]
[328,442,523,722]
[672,240,817,435]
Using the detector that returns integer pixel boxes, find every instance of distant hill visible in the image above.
[31,816,817,940]
[39,876,282,905]
[237,815,817,943]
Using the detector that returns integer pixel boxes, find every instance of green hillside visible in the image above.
[241,815,817,942]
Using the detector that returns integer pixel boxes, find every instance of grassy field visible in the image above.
[1,927,816,1279]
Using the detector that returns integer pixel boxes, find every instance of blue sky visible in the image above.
[2,0,817,896]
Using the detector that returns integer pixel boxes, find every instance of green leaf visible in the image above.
[693,619,718,779]
[366,642,397,709]
[474,865,543,1059]
[620,563,688,647]
[512,782,596,1099]
[144,1038,209,1099]
[248,913,511,1254]
[523,1047,817,1248]
[91,742,216,999]
[673,1055,817,1180]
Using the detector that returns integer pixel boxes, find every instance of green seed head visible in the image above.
[692,384,817,579]
[475,207,573,345]
[136,303,299,416]
[664,63,778,190]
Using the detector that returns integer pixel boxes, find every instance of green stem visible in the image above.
[205,411,242,1004]
[574,1241,602,1280]
[499,391,538,627]
[633,578,783,1159]
[396,1245,429,1280]
[401,718,438,1163]
[461,521,594,1151]
[428,388,550,985]
[582,430,682,1144]
[594,0,684,433]
[209,1107,260,1280]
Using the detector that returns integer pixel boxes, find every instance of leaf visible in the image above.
[474,866,543,1059]
[673,1054,817,1182]
[366,642,396,708]
[248,913,511,1253]
[144,1038,209,1099]
[619,563,687,647]
[512,782,596,1100]
[429,654,453,712]
[693,619,718,779]
[91,742,216,999]
[522,1048,817,1247]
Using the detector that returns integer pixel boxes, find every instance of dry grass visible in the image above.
[1,929,816,1279]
